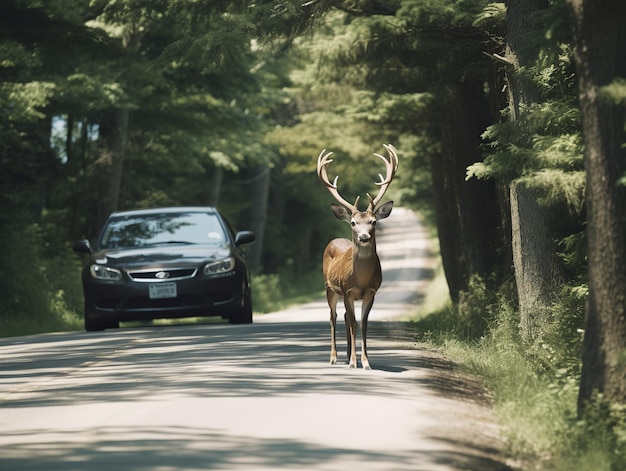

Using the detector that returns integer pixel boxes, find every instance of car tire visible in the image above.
[85,317,119,331]
[229,290,253,324]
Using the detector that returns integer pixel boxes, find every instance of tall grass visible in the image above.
[411,269,626,470]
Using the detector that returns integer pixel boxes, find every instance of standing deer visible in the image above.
[316,144,399,369]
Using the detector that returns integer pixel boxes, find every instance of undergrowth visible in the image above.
[252,267,324,313]
[412,272,626,470]
[0,224,84,338]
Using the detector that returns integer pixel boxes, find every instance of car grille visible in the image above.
[94,293,235,311]
[124,294,205,309]
[128,268,197,282]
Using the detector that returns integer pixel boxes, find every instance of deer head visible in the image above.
[317,144,398,245]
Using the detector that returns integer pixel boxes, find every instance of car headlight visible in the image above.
[204,257,235,275]
[90,264,123,281]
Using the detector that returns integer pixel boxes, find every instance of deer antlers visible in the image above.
[317,144,398,212]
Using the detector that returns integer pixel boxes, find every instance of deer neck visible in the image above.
[351,235,377,265]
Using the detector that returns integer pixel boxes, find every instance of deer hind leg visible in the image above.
[326,288,340,365]
[343,297,358,368]
[360,295,375,370]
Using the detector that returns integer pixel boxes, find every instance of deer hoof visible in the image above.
[330,355,337,365]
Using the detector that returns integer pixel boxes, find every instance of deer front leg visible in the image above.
[343,297,358,368]
[344,311,351,361]
[326,288,339,365]
[361,296,375,370]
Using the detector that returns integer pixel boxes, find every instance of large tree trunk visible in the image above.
[505,0,559,340]
[431,149,463,302]
[568,0,626,412]
[510,182,559,339]
[433,81,501,303]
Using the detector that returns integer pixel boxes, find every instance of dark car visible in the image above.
[73,207,255,331]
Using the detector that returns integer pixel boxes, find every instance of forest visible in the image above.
[1,0,625,468]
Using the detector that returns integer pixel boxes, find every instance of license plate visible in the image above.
[149,282,177,299]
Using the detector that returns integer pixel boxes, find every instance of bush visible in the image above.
[251,273,283,313]
[0,223,83,337]
[252,268,324,314]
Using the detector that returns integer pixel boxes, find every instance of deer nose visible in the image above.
[358,233,371,243]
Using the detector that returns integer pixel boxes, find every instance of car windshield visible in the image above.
[99,212,227,249]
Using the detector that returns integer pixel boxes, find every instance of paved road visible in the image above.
[0,209,511,470]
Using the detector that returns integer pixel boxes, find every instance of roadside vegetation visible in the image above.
[411,263,626,470]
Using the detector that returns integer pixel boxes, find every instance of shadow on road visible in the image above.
[1,425,508,471]
[0,322,511,470]
[1,322,485,408]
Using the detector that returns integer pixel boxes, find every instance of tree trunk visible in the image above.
[431,149,463,302]
[510,182,558,339]
[505,0,559,340]
[205,166,223,206]
[98,108,130,223]
[433,81,501,303]
[243,165,271,273]
[568,0,626,412]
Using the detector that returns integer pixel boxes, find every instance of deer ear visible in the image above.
[330,203,352,222]
[375,201,393,220]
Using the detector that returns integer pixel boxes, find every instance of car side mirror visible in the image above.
[234,231,255,247]
[73,239,93,254]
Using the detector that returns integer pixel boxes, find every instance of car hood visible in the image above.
[92,244,232,269]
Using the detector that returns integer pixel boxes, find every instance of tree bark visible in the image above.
[510,182,558,339]
[98,107,130,223]
[205,166,223,207]
[505,0,559,340]
[431,149,463,302]
[243,165,271,273]
[568,0,626,411]
[433,81,501,303]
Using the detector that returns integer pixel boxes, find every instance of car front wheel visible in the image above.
[229,290,253,324]
[85,316,119,331]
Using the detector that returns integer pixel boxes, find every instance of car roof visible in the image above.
[108,206,220,218]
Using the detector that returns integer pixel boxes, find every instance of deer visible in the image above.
[316,144,399,369]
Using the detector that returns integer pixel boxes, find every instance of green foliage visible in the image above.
[473,2,506,30]
[0,223,83,337]
[412,266,626,470]
[471,107,582,183]
[251,273,283,313]
[468,4,582,216]
[548,395,626,471]
[456,275,498,340]
[518,169,585,213]
[598,78,626,106]
[252,269,324,314]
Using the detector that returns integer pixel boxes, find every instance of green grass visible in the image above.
[0,290,83,338]
[409,264,626,470]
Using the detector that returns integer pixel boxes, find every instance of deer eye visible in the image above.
[371,220,377,226]
[350,220,356,226]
